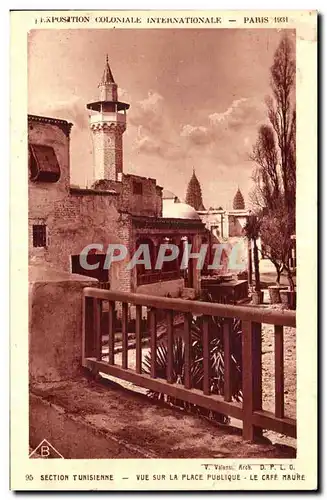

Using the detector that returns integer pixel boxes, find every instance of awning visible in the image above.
[29,144,61,183]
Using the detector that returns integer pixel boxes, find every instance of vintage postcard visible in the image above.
[10,10,317,491]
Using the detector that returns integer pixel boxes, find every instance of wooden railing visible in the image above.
[82,288,296,442]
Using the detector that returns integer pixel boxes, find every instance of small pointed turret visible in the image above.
[233,187,245,210]
[100,54,115,85]
[96,55,118,101]
[185,169,206,211]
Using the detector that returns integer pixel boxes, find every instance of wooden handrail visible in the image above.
[83,288,296,327]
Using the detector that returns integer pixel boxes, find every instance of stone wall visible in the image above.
[28,118,71,269]
[120,174,162,217]
[29,266,97,383]
[29,186,122,286]
[114,212,134,293]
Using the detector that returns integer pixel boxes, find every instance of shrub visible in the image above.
[143,310,243,424]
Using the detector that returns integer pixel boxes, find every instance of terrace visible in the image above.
[29,267,296,458]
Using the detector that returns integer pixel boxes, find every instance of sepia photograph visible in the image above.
[10,10,317,491]
[28,26,297,458]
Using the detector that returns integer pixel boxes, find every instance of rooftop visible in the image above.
[163,198,201,221]
[28,114,73,137]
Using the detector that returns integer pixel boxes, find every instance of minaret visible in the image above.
[87,55,130,182]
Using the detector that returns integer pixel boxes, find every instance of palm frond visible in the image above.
[142,303,244,418]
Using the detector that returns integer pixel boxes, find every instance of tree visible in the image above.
[260,207,295,290]
[250,33,296,287]
[267,34,296,214]
[244,215,261,293]
[250,125,280,211]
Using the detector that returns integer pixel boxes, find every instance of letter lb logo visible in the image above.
[29,439,64,459]
[40,444,50,458]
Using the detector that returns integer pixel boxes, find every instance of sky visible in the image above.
[28,28,292,209]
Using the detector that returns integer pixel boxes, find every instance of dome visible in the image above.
[162,189,177,200]
[233,188,245,210]
[163,199,201,220]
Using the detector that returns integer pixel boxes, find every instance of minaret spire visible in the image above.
[100,54,115,86]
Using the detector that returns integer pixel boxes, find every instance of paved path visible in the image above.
[32,377,296,459]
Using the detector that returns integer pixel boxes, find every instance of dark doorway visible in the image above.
[71,254,109,283]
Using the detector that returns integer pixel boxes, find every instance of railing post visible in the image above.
[122,302,128,369]
[108,301,115,365]
[94,298,102,361]
[149,308,157,378]
[82,296,95,365]
[135,305,142,374]
[166,310,174,384]
[223,319,232,402]
[274,325,285,418]
[242,320,263,441]
[184,313,192,389]
[202,315,210,395]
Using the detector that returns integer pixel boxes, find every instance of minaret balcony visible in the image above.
[89,112,126,126]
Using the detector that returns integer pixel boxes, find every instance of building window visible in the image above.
[133,181,143,195]
[29,144,61,183]
[33,224,47,248]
